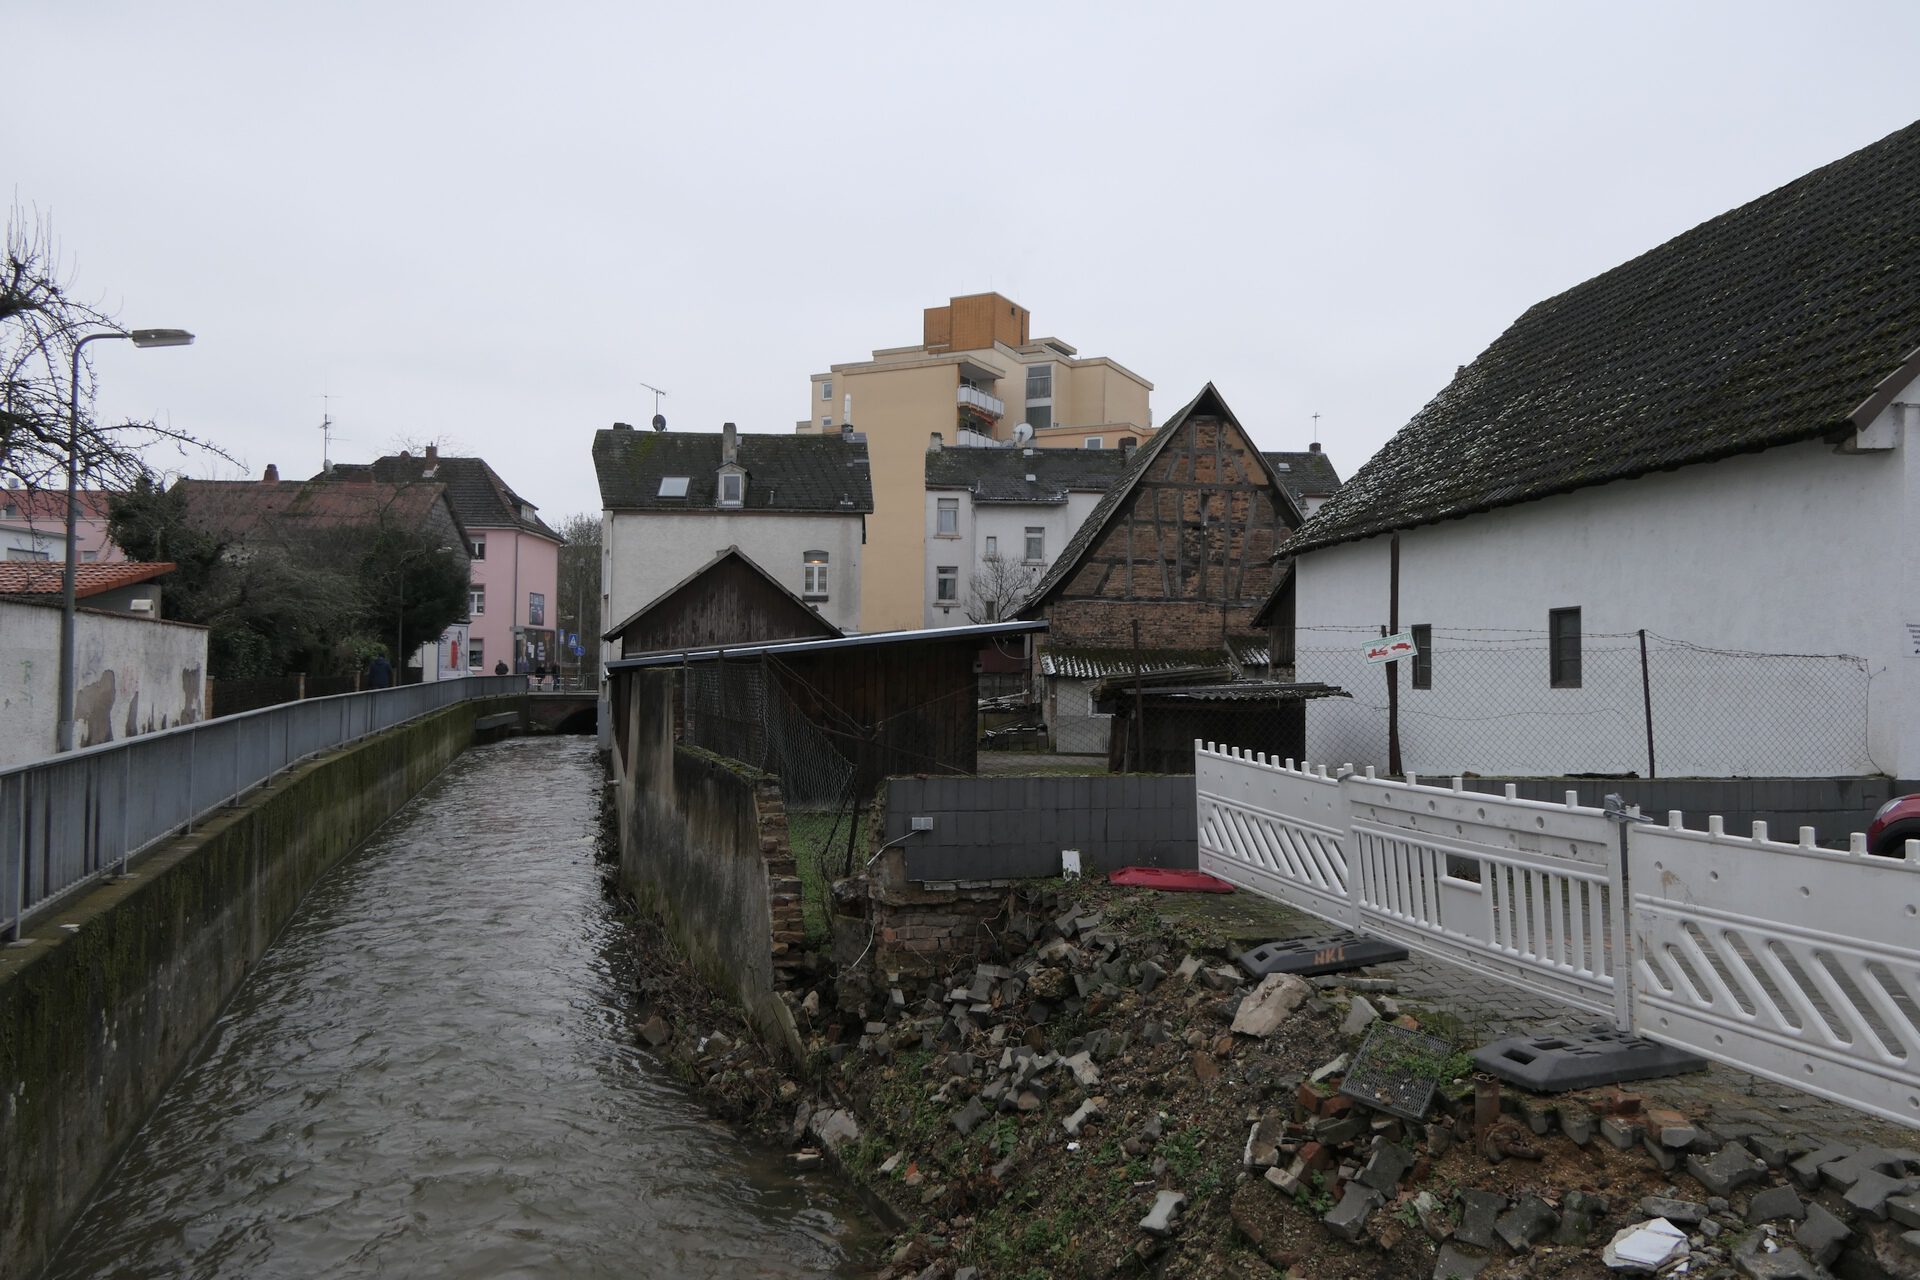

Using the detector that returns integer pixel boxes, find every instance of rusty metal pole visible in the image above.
[1386,533,1403,776]
[1130,620,1146,773]
[1639,628,1657,779]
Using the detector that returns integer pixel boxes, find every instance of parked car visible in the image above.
[1868,794,1920,855]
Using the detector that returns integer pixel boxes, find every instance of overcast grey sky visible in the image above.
[11,1,1920,524]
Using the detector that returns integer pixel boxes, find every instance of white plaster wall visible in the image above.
[0,603,208,769]
[922,489,1105,628]
[1295,432,1915,778]
[604,510,865,641]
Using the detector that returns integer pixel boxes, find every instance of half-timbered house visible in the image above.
[1019,384,1304,755]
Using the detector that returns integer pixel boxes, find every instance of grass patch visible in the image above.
[787,808,869,943]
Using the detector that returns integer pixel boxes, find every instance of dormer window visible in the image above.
[718,466,745,507]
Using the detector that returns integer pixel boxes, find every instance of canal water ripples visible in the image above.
[46,736,876,1279]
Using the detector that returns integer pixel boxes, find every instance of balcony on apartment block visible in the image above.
[956,383,1004,419]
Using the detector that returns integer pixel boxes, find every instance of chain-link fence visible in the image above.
[678,661,866,941]
[1294,626,1880,778]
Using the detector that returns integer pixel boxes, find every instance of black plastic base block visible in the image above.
[1340,1021,1457,1120]
[1473,1026,1709,1093]
[1236,933,1410,979]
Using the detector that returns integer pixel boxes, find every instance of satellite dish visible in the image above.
[1012,421,1033,444]
[651,413,667,432]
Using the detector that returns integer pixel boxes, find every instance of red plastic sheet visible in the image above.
[1106,867,1235,893]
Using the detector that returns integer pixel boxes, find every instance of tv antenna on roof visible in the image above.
[319,392,351,472]
[639,380,667,431]
[1311,412,1321,446]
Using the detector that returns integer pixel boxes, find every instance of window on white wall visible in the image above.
[984,535,997,557]
[1024,527,1044,563]
[937,497,958,535]
[936,566,957,602]
[803,550,829,599]
[1550,608,1582,688]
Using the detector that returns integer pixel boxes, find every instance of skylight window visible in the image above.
[658,477,690,498]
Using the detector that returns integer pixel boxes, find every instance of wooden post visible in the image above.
[1121,621,1136,771]
[1639,628,1657,779]
[1386,533,1402,777]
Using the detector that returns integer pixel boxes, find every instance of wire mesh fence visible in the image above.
[678,661,866,941]
[1293,626,1879,779]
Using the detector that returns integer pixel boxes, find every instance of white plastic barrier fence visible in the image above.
[1196,746,1353,928]
[1346,768,1624,1023]
[1629,817,1920,1128]
[1195,737,1920,1128]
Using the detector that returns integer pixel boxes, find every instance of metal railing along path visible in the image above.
[2,676,522,942]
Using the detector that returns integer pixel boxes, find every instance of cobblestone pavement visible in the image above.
[1154,886,1916,1151]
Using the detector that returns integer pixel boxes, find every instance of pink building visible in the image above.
[0,490,127,564]
[320,447,562,674]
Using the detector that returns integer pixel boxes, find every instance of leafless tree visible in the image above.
[966,549,1041,624]
[0,206,227,494]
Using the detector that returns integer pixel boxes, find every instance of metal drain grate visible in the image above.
[1338,1021,1458,1121]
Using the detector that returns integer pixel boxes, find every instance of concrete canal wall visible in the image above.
[608,670,806,1063]
[0,697,514,1280]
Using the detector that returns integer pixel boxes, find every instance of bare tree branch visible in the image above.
[0,204,233,495]
[966,549,1041,624]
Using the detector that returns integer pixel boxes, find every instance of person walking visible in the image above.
[493,659,509,676]
[367,651,393,689]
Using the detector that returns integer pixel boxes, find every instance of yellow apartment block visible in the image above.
[799,292,1153,632]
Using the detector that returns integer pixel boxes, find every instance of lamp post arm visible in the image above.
[56,331,130,752]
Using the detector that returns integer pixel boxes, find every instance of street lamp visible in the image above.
[57,328,195,752]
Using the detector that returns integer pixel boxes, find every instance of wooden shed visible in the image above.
[607,620,1048,799]
[603,545,840,658]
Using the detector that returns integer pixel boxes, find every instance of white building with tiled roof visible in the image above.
[1290,120,1920,780]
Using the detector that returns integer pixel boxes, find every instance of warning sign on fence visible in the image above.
[1363,631,1419,664]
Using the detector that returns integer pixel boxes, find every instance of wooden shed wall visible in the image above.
[617,555,836,657]
[774,638,979,794]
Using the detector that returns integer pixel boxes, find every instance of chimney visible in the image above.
[1309,441,1322,454]
[612,421,633,430]
[722,421,737,464]
[262,463,279,483]
[840,422,854,442]
[928,432,943,452]
[425,444,438,462]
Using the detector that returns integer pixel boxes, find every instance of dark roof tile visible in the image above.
[1260,451,1343,504]
[1292,119,1920,553]
[592,429,874,513]
[926,445,1132,503]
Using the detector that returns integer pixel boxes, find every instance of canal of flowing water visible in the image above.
[45,736,878,1280]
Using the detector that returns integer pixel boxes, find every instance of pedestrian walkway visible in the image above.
[1147,884,1917,1151]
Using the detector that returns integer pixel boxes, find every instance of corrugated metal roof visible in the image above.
[607,619,1046,669]
[1038,647,1224,680]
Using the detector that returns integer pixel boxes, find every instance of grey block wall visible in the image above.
[1458,776,1913,846]
[889,775,1197,882]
